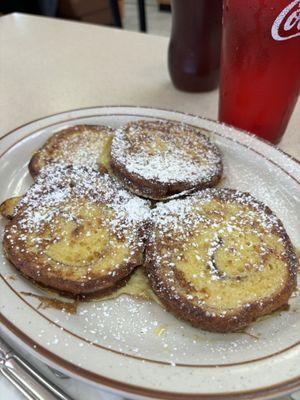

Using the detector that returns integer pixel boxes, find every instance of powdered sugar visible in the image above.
[34,125,114,171]
[111,120,222,185]
[149,187,296,287]
[151,188,284,234]
[7,164,151,259]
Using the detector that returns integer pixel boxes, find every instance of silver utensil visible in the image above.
[0,336,73,400]
[1,336,298,400]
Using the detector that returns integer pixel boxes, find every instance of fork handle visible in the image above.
[1,353,72,400]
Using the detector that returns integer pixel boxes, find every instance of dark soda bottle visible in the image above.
[168,0,223,92]
[219,0,300,144]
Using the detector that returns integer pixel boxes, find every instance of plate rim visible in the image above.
[0,105,299,400]
[2,306,300,400]
[1,105,299,165]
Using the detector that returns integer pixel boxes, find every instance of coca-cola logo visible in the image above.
[271,0,300,41]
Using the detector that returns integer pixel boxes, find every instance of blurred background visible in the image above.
[0,0,171,36]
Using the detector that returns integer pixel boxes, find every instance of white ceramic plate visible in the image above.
[0,106,299,400]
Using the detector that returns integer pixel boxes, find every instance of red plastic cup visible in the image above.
[219,0,300,144]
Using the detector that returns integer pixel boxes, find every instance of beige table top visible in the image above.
[0,13,299,159]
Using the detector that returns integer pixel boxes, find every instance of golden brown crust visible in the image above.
[147,259,296,332]
[3,232,142,295]
[0,196,21,219]
[29,124,114,178]
[111,164,222,201]
[145,189,298,332]
[3,165,150,295]
[110,120,223,200]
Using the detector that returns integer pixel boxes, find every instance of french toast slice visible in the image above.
[3,165,150,295]
[145,189,298,332]
[29,125,114,178]
[110,120,223,200]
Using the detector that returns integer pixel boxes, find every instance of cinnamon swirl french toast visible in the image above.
[29,125,114,178]
[145,188,298,332]
[110,120,223,200]
[3,165,150,295]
